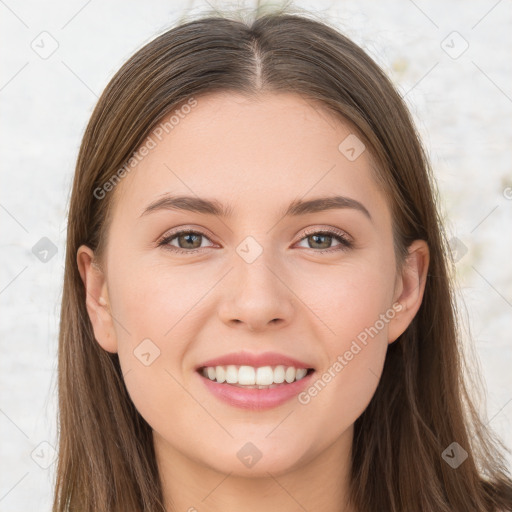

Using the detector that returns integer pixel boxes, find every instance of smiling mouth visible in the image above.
[197,365,315,389]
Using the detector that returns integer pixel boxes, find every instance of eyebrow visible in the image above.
[140,194,372,220]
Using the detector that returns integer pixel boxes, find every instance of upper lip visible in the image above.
[196,351,315,370]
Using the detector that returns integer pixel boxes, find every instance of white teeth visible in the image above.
[238,366,256,385]
[215,365,226,383]
[225,365,238,384]
[295,368,307,380]
[285,366,296,383]
[256,366,274,386]
[200,364,311,386]
[273,365,285,384]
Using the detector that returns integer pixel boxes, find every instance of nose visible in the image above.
[217,257,295,333]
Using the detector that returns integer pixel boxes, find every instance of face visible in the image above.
[78,91,428,478]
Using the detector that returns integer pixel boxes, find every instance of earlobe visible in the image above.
[76,245,118,353]
[387,240,430,344]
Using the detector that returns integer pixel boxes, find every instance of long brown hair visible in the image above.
[54,5,512,511]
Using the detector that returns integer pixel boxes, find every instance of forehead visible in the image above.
[112,91,387,222]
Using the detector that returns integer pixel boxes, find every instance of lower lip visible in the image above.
[197,370,315,410]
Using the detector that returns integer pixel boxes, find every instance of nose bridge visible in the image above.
[217,236,295,331]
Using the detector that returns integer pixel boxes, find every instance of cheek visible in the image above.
[105,259,218,431]
[296,288,391,448]
[292,256,394,421]
[292,251,396,344]
[296,336,387,457]
[107,256,215,344]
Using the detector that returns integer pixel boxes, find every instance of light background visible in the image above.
[1,0,511,509]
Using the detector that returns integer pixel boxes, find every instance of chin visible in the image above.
[201,440,308,477]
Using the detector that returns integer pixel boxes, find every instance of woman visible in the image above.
[54,6,512,512]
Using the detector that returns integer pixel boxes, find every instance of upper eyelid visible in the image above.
[159,226,216,244]
[300,226,351,240]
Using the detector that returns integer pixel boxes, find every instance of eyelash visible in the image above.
[157,227,353,255]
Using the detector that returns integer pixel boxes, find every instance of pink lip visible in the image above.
[196,350,315,370]
[197,370,315,410]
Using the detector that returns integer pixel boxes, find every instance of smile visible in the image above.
[197,365,315,410]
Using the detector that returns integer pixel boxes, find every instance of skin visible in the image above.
[78,91,429,512]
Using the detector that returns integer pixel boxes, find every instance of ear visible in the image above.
[76,245,118,353]
[387,240,429,344]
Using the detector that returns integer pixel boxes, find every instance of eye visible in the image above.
[295,228,352,253]
[158,230,215,254]
[158,227,353,255]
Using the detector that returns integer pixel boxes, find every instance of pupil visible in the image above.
[181,233,200,248]
[311,234,330,249]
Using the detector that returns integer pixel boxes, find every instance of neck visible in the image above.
[155,426,355,512]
